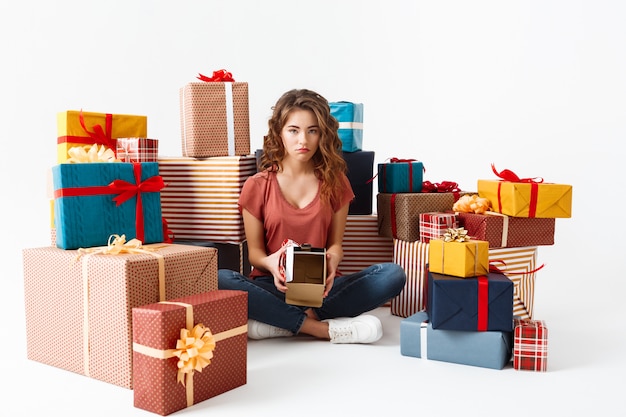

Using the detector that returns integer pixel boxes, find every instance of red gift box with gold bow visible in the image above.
[132,290,247,415]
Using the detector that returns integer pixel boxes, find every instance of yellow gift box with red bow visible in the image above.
[477,164,572,218]
[57,110,147,163]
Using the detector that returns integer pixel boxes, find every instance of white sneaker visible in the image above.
[324,315,383,344]
[247,319,294,340]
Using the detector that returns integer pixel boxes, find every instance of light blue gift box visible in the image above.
[52,162,164,250]
[330,101,363,152]
[400,311,512,370]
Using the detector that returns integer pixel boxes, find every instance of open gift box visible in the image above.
[285,244,326,307]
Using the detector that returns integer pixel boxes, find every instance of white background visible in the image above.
[1,1,624,415]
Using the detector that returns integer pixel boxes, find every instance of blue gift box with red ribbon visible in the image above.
[377,159,424,193]
[426,268,514,332]
[52,162,165,249]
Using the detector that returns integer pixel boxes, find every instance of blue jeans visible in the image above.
[217,263,406,334]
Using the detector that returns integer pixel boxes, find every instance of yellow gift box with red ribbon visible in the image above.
[477,164,572,218]
[428,228,490,278]
[57,110,147,163]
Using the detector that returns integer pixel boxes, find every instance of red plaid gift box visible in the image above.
[117,138,159,162]
[513,318,548,371]
[419,212,458,243]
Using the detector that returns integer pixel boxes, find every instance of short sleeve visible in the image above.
[238,172,267,221]
[332,173,355,212]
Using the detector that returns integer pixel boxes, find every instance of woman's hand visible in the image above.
[266,244,289,293]
[323,251,340,297]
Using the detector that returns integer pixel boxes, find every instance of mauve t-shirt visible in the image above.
[238,170,354,278]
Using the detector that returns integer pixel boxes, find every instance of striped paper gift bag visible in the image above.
[158,155,256,244]
[390,239,429,317]
[341,214,394,275]
[513,318,548,371]
[488,246,539,320]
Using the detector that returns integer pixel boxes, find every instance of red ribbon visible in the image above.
[197,69,235,82]
[477,276,489,331]
[390,193,398,238]
[489,260,545,275]
[76,110,116,152]
[162,218,175,244]
[54,163,165,243]
[491,164,543,218]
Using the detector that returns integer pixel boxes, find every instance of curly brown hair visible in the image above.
[260,89,347,205]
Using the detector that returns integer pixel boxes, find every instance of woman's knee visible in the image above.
[385,263,407,290]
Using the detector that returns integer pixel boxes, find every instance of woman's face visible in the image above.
[280,108,321,163]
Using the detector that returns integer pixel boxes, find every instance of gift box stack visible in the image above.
[393,163,571,371]
[329,102,395,273]
[26,69,253,415]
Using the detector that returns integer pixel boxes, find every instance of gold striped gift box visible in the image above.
[158,155,256,244]
[488,246,539,320]
[390,239,429,318]
[340,214,394,276]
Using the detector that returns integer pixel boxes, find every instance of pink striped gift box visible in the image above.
[158,155,256,244]
[391,239,429,317]
[489,246,539,320]
[340,214,393,276]
[513,318,548,371]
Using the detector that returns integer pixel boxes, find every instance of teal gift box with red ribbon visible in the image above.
[426,268,514,332]
[377,158,424,193]
[52,162,165,249]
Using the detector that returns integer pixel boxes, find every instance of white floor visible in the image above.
[3,301,623,417]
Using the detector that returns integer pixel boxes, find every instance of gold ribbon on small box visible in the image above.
[75,234,167,377]
[133,301,247,408]
[441,227,471,242]
[439,228,482,276]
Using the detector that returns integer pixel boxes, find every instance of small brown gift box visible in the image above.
[180,81,250,158]
[132,290,248,415]
[23,243,218,389]
[457,211,555,248]
[377,192,471,241]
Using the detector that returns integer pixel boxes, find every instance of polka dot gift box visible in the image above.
[132,290,248,415]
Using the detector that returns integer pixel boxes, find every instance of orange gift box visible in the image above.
[428,238,490,278]
[23,244,218,389]
[180,81,250,158]
[132,290,247,415]
[57,110,147,163]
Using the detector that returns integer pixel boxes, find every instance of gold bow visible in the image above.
[442,227,471,242]
[76,234,151,258]
[67,143,120,163]
[173,324,216,386]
